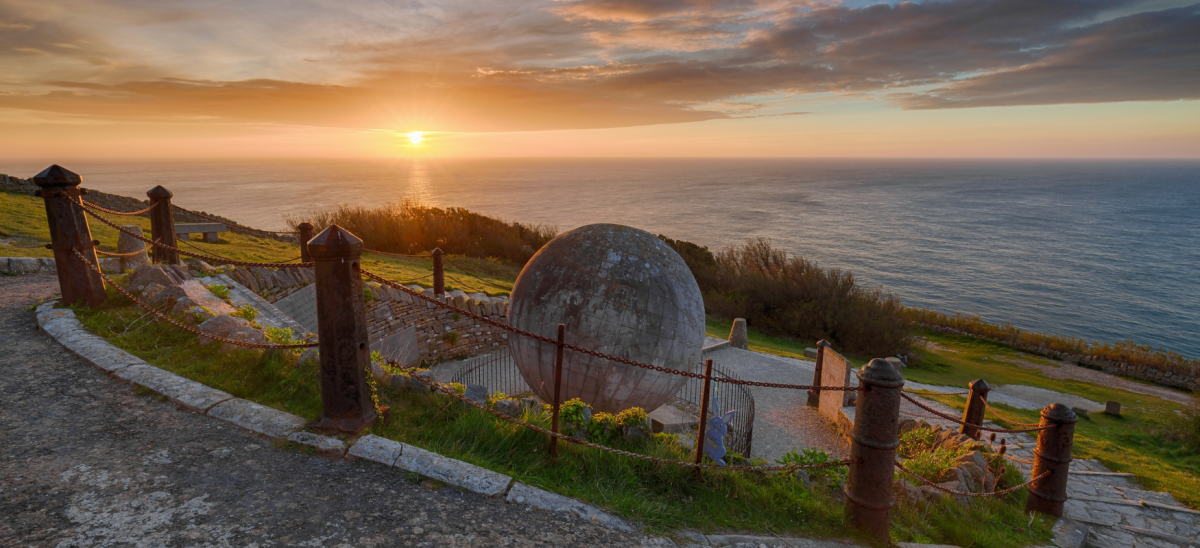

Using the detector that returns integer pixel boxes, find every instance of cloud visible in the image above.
[0,0,1196,132]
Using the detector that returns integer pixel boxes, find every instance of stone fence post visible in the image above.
[432,247,444,296]
[960,378,990,439]
[845,358,903,543]
[298,222,314,263]
[310,224,376,432]
[146,185,178,265]
[807,339,831,408]
[33,165,106,307]
[1026,403,1077,517]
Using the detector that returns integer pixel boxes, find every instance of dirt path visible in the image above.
[0,274,642,547]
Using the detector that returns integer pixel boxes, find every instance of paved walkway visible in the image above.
[0,274,642,547]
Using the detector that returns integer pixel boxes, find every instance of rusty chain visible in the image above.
[901,393,1052,434]
[904,389,969,396]
[77,201,313,269]
[95,248,148,258]
[1003,454,1036,465]
[72,248,318,349]
[362,267,858,392]
[895,461,1049,498]
[387,363,853,473]
[172,204,298,235]
[983,400,1043,428]
[81,199,158,216]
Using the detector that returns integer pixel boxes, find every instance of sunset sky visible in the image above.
[2,0,1198,158]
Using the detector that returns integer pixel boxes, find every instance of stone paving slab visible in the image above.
[286,431,347,455]
[347,433,404,466]
[395,442,513,496]
[506,482,633,532]
[114,363,234,412]
[206,397,307,438]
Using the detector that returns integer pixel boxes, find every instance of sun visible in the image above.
[407,131,424,145]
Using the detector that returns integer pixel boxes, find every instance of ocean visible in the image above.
[4,158,1198,358]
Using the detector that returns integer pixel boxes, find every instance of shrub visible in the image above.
[263,326,294,346]
[615,407,649,429]
[775,448,847,484]
[232,305,258,321]
[588,412,619,444]
[363,286,376,304]
[666,237,910,356]
[559,398,592,433]
[286,200,558,265]
[443,331,460,345]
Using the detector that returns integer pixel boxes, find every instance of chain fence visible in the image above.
[95,248,148,258]
[81,200,158,216]
[895,461,1049,498]
[901,392,1051,434]
[77,200,312,269]
[361,267,858,393]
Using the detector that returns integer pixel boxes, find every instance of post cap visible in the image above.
[1041,402,1078,423]
[308,224,364,259]
[858,357,904,387]
[969,378,990,393]
[33,165,82,188]
[432,248,443,256]
[297,222,313,231]
[147,185,174,199]
[816,339,832,348]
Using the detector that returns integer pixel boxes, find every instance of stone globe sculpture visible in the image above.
[507,223,706,414]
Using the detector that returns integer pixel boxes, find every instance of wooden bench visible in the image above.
[175,222,227,243]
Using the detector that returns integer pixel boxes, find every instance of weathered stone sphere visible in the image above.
[508,223,705,414]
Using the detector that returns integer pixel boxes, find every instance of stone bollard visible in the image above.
[1026,403,1077,517]
[960,378,990,440]
[146,185,179,265]
[1104,401,1121,416]
[728,318,748,350]
[807,339,832,408]
[298,222,314,263]
[117,225,149,271]
[432,247,444,297]
[310,224,376,433]
[845,358,903,543]
[33,165,106,307]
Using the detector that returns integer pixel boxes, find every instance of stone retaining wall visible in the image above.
[920,324,1199,391]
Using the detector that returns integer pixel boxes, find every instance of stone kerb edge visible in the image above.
[36,300,636,533]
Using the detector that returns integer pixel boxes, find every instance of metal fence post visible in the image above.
[549,323,565,457]
[694,358,715,478]
[960,378,990,439]
[33,165,106,307]
[310,224,376,433]
[1026,403,1077,517]
[298,222,314,262]
[845,358,903,543]
[146,185,178,265]
[807,339,831,407]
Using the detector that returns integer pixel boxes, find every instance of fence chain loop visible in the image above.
[81,199,158,216]
[895,461,1049,498]
[900,392,1052,433]
[77,201,312,269]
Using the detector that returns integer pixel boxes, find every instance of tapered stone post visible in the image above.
[807,339,832,407]
[845,358,903,543]
[298,222,314,262]
[728,318,748,349]
[310,224,376,433]
[146,185,179,265]
[1026,403,1077,517]
[960,378,990,440]
[432,247,444,296]
[33,165,106,307]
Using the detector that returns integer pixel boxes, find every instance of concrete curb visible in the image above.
[506,482,632,532]
[207,398,308,438]
[394,443,513,497]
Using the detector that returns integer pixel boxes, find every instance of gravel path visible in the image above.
[997,355,1196,407]
[0,274,643,547]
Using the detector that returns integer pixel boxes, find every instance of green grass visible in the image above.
[905,329,1200,509]
[1,189,515,294]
